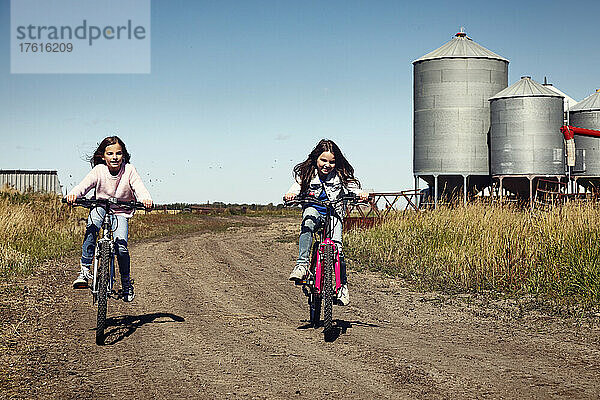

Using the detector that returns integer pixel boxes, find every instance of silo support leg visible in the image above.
[434,175,438,209]
[414,176,419,208]
[529,178,533,209]
[463,176,467,206]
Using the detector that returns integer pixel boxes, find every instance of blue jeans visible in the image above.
[297,206,347,285]
[81,207,131,286]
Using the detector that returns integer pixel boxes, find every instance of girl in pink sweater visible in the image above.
[66,136,152,302]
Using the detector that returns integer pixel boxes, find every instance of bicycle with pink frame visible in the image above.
[285,193,361,335]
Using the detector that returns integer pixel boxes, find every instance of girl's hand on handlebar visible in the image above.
[284,193,296,202]
[66,194,77,204]
[142,199,153,209]
[359,192,370,201]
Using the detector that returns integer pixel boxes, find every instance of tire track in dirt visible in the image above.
[1,216,599,399]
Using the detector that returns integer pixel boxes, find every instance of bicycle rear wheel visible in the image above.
[322,244,335,333]
[96,241,110,345]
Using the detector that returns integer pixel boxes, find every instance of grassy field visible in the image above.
[0,192,251,280]
[344,201,600,313]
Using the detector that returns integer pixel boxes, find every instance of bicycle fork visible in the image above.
[314,238,341,294]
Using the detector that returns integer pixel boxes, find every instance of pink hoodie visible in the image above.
[68,163,152,218]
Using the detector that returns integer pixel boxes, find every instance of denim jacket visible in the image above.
[287,171,362,216]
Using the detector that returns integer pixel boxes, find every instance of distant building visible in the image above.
[0,170,62,195]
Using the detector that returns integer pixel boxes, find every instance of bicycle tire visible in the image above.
[309,240,321,327]
[310,294,322,327]
[322,244,334,333]
[96,241,110,345]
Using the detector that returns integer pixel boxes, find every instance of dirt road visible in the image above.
[2,216,599,399]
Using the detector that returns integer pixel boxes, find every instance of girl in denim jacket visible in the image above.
[284,139,368,305]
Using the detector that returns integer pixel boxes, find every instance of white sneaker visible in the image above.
[73,265,91,289]
[122,279,135,302]
[289,264,308,282]
[336,284,349,306]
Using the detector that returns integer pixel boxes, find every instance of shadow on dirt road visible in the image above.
[101,312,185,345]
[297,318,380,342]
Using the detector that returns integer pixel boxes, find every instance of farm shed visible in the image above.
[0,170,63,195]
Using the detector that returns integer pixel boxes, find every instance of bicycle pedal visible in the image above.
[73,282,89,289]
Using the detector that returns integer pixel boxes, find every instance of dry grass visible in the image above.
[0,192,83,278]
[345,201,600,312]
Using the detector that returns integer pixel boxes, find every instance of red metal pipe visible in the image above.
[561,125,600,140]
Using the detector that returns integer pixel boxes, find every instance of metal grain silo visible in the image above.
[413,30,508,204]
[569,90,600,189]
[489,76,565,197]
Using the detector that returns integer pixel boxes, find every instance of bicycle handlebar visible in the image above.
[284,193,369,208]
[62,197,149,210]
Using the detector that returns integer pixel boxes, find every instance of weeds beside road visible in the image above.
[0,193,80,278]
[345,201,600,314]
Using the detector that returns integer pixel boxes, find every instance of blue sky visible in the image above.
[1,0,599,204]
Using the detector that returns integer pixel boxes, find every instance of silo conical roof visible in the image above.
[413,31,508,64]
[570,90,600,111]
[542,84,577,112]
[489,76,563,100]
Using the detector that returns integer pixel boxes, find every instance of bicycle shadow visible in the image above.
[99,312,185,345]
[297,318,380,342]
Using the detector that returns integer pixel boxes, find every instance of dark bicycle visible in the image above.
[285,193,365,337]
[63,197,147,345]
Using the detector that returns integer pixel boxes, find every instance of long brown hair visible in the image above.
[89,136,131,168]
[293,139,360,193]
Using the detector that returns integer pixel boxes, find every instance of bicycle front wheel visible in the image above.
[322,244,335,333]
[309,239,321,327]
[96,241,110,345]
[309,293,322,328]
